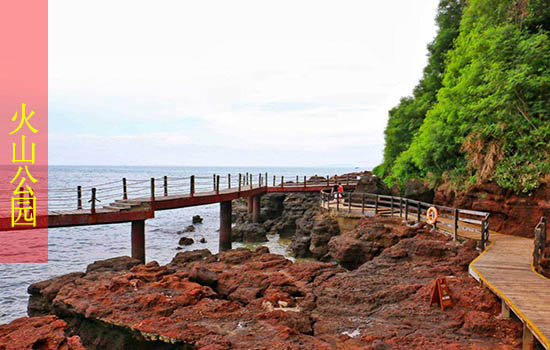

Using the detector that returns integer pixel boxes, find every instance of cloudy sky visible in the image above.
[49,0,440,168]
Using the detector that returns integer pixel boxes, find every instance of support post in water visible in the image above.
[150,178,155,201]
[252,195,261,223]
[164,176,168,196]
[77,185,82,209]
[247,196,253,215]
[91,188,96,214]
[453,208,459,241]
[131,220,145,264]
[219,201,232,252]
[122,178,127,200]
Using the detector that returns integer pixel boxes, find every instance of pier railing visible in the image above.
[320,190,490,249]
[44,173,360,213]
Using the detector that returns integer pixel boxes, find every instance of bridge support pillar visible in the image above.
[247,197,253,214]
[522,323,535,350]
[220,201,232,252]
[131,220,145,264]
[252,195,261,223]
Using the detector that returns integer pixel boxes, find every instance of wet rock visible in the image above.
[178,225,195,234]
[178,237,194,246]
[86,256,141,273]
[192,215,204,224]
[28,272,85,316]
[0,316,86,350]
[232,223,268,242]
[189,266,218,288]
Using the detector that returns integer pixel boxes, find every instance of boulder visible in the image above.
[0,316,87,350]
[328,236,382,270]
[232,223,268,242]
[403,179,434,203]
[178,237,194,246]
[86,256,141,273]
[354,172,391,195]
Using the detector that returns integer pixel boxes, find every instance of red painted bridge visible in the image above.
[0,173,360,263]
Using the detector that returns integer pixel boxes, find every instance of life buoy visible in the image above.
[427,207,438,225]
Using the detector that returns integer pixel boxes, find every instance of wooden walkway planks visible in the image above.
[470,233,550,349]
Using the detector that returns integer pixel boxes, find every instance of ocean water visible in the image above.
[0,165,356,324]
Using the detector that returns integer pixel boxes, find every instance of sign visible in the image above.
[430,277,452,310]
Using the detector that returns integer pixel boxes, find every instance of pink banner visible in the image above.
[0,1,48,262]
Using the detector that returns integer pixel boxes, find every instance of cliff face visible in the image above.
[435,182,550,237]
[21,218,522,350]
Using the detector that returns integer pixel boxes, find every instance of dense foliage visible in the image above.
[377,0,550,193]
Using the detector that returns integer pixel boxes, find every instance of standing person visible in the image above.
[337,183,344,199]
[332,183,339,200]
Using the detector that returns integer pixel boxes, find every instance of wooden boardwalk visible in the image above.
[470,233,550,349]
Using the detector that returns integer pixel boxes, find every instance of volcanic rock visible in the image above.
[192,215,203,224]
[178,237,194,246]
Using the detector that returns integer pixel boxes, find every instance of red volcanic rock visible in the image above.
[435,182,550,237]
[0,316,86,350]
[26,218,522,350]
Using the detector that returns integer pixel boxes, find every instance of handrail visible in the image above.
[320,189,490,249]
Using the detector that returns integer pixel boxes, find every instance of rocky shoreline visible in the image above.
[1,207,523,349]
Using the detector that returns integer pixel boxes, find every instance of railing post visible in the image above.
[326,175,330,187]
[399,198,403,218]
[375,196,379,215]
[390,197,394,216]
[190,176,195,197]
[405,200,409,221]
[250,174,253,189]
[213,174,216,191]
[481,219,486,251]
[348,192,352,212]
[238,174,242,192]
[246,172,249,185]
[453,208,458,241]
[163,176,168,196]
[336,191,340,211]
[273,175,276,187]
[259,173,262,187]
[347,174,350,185]
[216,175,220,195]
[304,176,307,188]
[228,174,231,189]
[77,186,82,209]
[417,201,421,222]
[150,178,155,201]
[91,188,96,214]
[122,178,127,200]
[361,194,365,214]
[265,173,268,188]
[281,176,284,188]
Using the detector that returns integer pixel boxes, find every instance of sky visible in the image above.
[48,0,440,168]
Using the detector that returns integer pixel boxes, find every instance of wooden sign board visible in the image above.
[430,277,452,311]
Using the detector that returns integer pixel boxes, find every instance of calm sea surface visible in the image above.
[0,165,356,324]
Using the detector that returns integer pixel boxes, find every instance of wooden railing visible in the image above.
[534,216,548,275]
[320,190,491,249]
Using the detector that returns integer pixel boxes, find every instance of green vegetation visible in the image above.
[377,0,550,193]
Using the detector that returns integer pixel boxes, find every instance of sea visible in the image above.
[0,165,357,324]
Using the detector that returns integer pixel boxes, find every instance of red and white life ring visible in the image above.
[427,207,439,225]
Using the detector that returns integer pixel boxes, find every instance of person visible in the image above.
[332,183,339,200]
[337,183,344,199]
